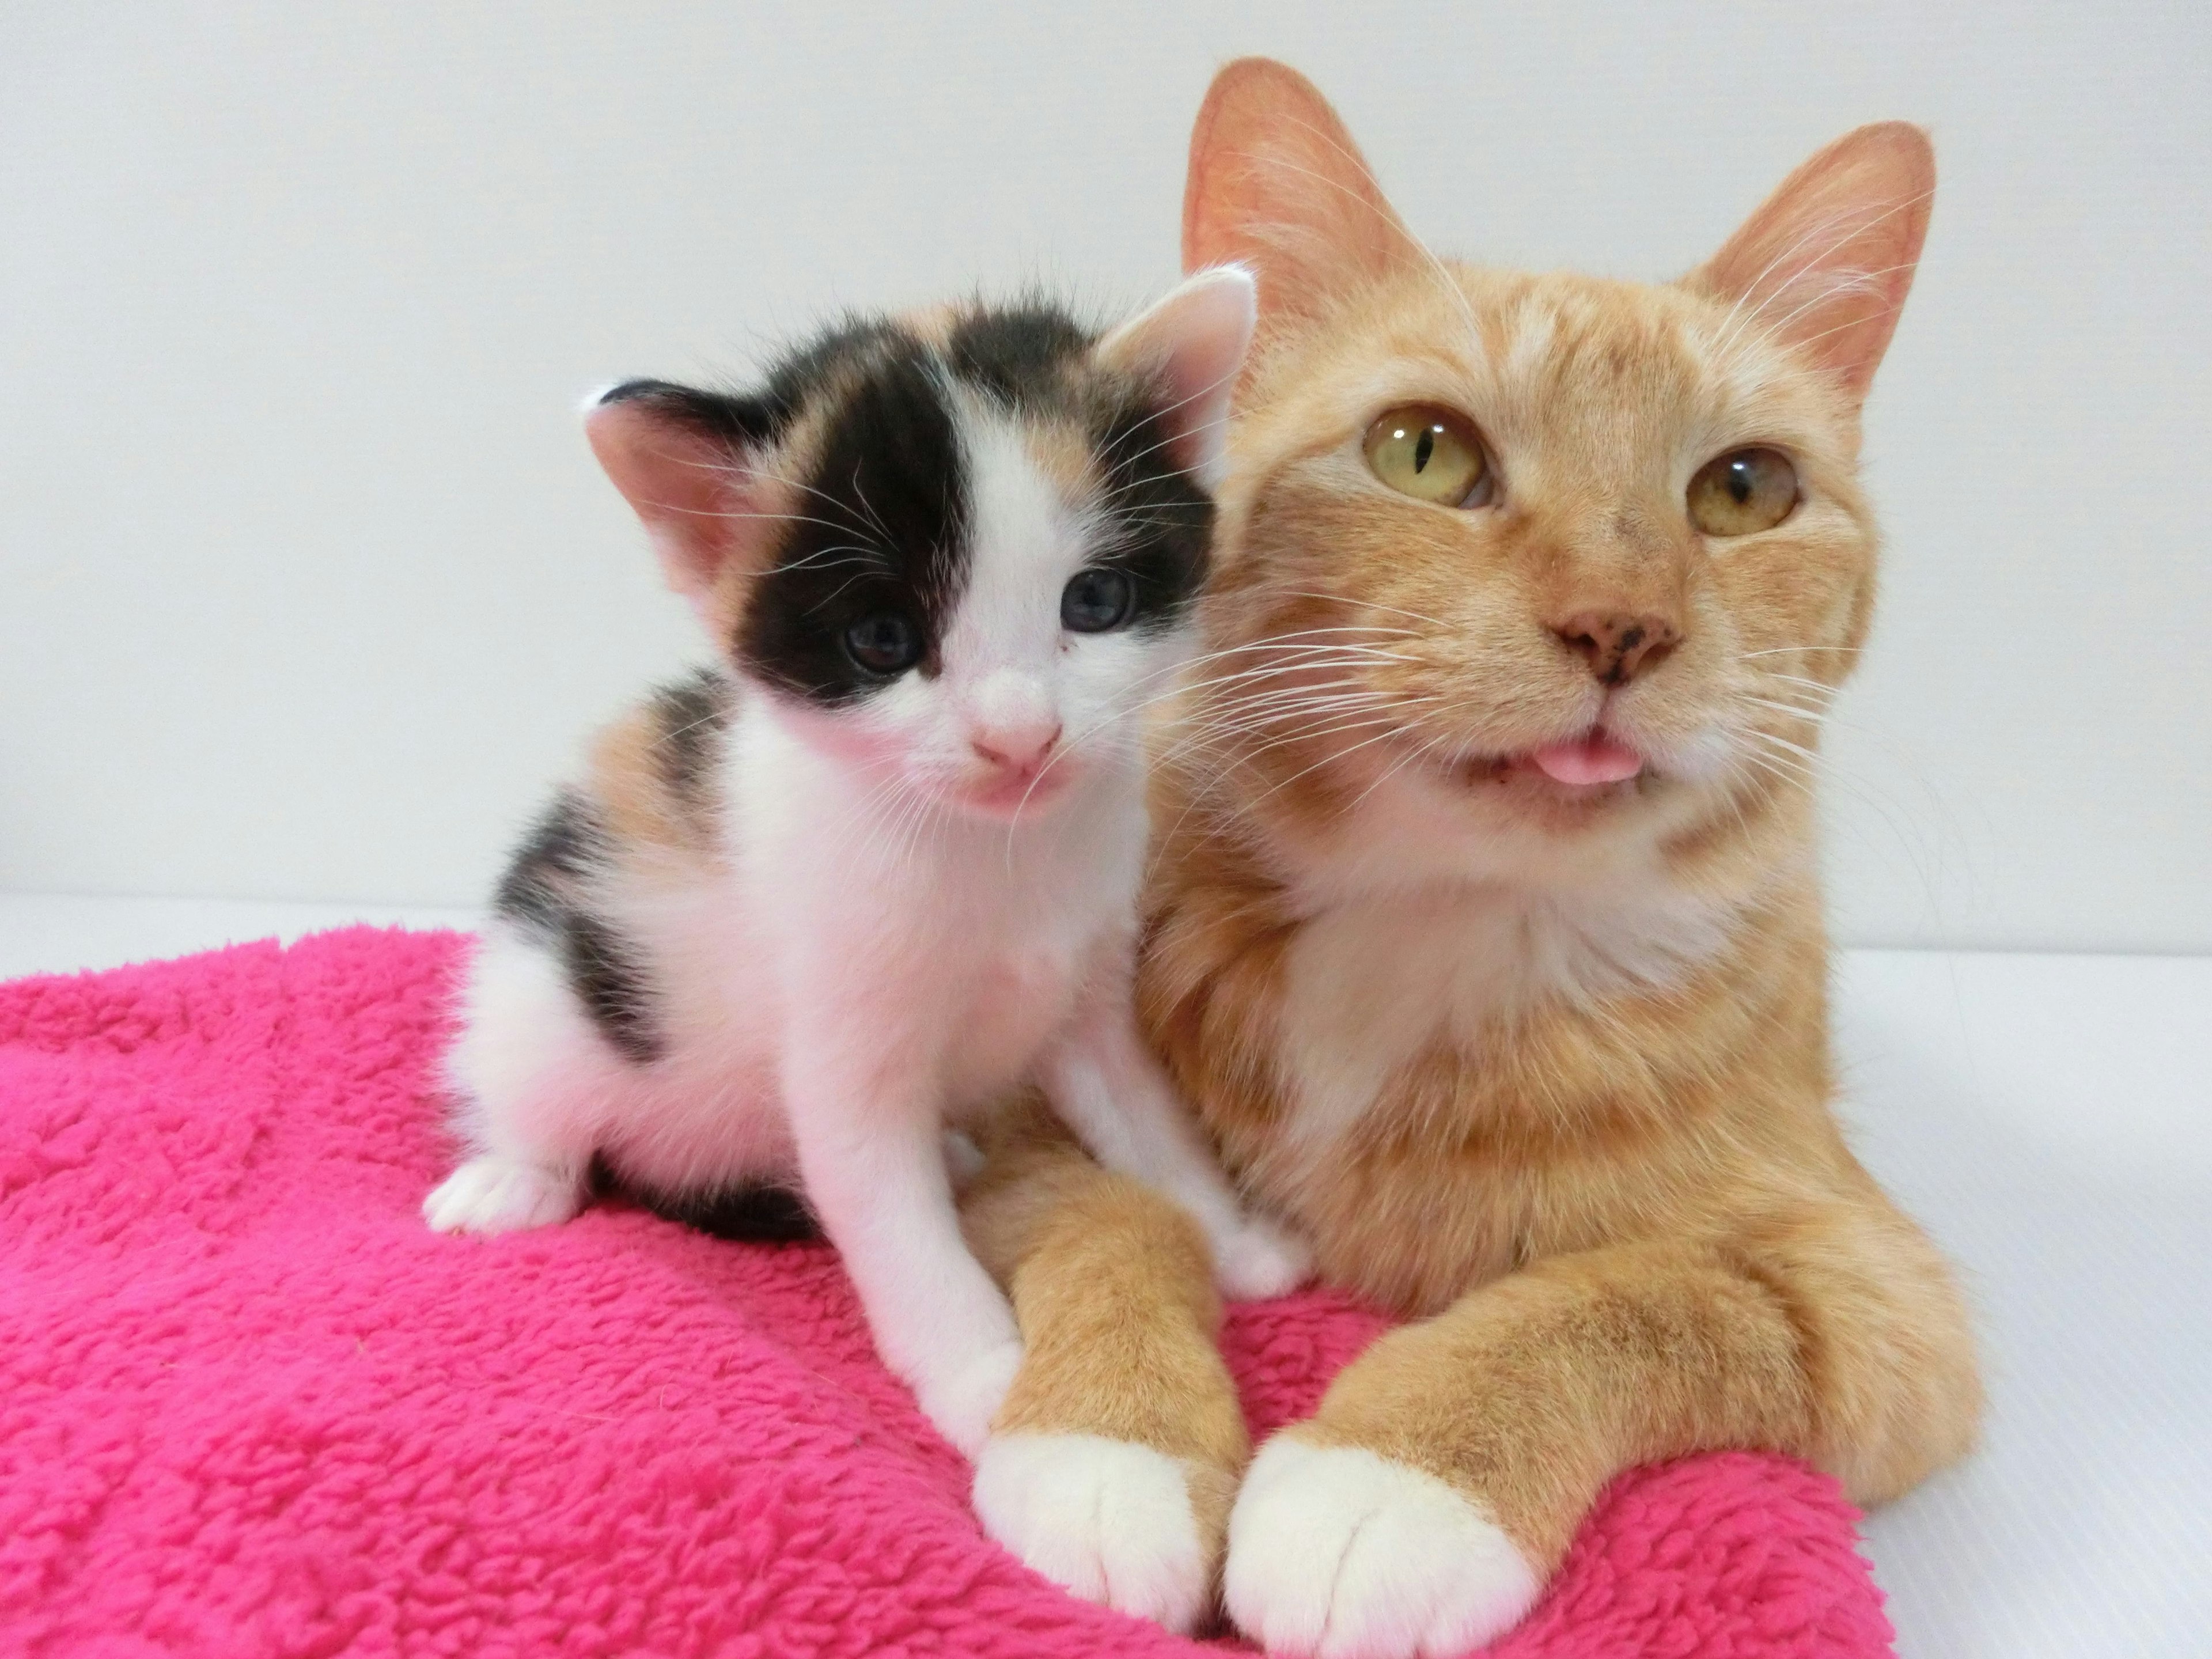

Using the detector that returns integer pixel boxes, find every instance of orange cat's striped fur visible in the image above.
[961,59,1980,1655]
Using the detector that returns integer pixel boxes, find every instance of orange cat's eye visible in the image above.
[1363,406,1491,508]
[1688,448,1798,537]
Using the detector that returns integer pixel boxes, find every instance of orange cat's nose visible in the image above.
[1550,611,1681,686]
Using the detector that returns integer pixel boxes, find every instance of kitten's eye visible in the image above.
[1688,448,1798,537]
[1363,406,1491,507]
[1061,567,1135,634]
[843,613,922,675]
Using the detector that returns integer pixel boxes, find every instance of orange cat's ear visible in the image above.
[585,383,778,621]
[1691,123,1936,399]
[1183,58,1419,331]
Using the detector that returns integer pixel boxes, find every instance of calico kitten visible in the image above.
[423,268,1307,1456]
[960,60,1979,1648]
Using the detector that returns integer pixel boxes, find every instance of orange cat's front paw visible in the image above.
[1224,1435,1540,1658]
[973,1431,1215,1634]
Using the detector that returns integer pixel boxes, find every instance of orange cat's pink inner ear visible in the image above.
[1181,57,1420,326]
[585,399,760,609]
[1692,122,1937,400]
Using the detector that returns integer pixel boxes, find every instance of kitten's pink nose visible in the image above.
[971,723,1062,776]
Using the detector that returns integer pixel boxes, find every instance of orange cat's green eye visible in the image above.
[1363,406,1491,507]
[1688,448,1798,537]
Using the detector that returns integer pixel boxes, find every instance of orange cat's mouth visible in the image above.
[1521,731,1645,786]
[1443,729,1648,794]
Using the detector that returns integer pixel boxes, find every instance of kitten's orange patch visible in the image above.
[1021,419,1101,504]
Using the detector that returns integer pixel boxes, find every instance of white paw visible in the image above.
[1210,1214,1315,1301]
[915,1338,1024,1458]
[422,1156,582,1234]
[973,1433,1211,1634]
[1225,1436,1540,1659]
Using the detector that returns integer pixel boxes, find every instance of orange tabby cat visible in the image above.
[960,59,1979,1656]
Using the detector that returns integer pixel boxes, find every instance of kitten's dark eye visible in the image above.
[1061,568,1135,634]
[1688,448,1798,536]
[843,613,922,675]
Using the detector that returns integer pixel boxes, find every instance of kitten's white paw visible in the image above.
[973,1432,1211,1634]
[1210,1214,1314,1301]
[1225,1435,1541,1659]
[422,1156,582,1235]
[916,1339,1024,1457]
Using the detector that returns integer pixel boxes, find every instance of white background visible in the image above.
[3,1,2208,950]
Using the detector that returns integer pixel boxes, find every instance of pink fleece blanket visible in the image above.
[0,927,1893,1657]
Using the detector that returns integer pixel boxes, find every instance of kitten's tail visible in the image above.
[588,1155,822,1244]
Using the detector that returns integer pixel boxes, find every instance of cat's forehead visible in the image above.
[1300,267,1831,461]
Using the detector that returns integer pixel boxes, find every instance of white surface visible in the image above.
[1835,950,2212,1658]
[2,896,2205,1656]
[3,5,2210,950]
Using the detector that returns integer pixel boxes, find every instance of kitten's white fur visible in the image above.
[426,271,1304,1455]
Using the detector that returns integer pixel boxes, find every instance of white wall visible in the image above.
[3,1,2206,952]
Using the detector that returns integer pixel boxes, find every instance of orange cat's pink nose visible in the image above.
[1550,611,1681,686]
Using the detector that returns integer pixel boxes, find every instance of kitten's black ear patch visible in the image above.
[597,380,782,449]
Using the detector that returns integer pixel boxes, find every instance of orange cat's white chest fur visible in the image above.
[1267,851,1745,1156]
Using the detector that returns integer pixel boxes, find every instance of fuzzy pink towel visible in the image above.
[0,928,1892,1658]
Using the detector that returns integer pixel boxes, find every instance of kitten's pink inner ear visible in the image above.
[1693,122,1936,399]
[1181,57,1420,328]
[585,399,757,611]
[1096,266,1259,490]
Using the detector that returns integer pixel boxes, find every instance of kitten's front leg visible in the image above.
[784,1043,1021,1456]
[1043,989,1311,1301]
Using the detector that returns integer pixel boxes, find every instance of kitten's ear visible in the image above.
[1182,58,1420,331]
[584,381,779,618]
[1691,123,1936,399]
[1095,266,1258,490]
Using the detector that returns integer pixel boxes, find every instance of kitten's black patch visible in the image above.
[759,315,903,418]
[493,792,662,1064]
[648,667,732,828]
[1082,393,1214,634]
[736,331,972,705]
[593,1155,823,1244]
[491,790,601,935]
[946,304,1092,406]
[558,912,660,1064]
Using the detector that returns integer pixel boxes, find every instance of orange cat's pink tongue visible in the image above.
[1529,733,1643,785]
